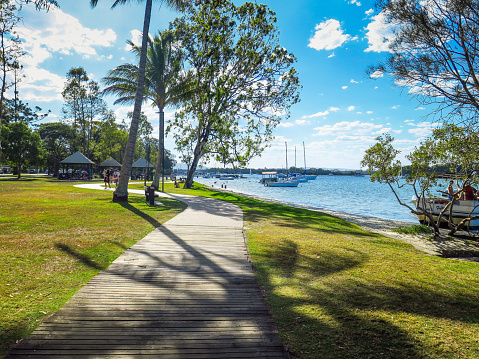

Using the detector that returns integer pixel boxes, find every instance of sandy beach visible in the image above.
[210,186,479,262]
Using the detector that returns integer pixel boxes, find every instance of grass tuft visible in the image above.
[391,224,433,235]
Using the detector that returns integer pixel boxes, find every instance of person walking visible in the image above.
[113,168,120,188]
[104,169,111,189]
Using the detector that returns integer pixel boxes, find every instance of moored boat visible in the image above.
[411,196,479,228]
[266,179,299,187]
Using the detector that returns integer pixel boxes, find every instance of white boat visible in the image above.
[411,196,479,228]
[290,173,308,183]
[266,179,299,187]
[262,143,299,188]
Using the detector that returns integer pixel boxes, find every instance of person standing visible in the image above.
[113,168,120,188]
[447,180,455,201]
[104,169,111,189]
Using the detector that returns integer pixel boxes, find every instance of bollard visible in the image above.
[148,186,156,206]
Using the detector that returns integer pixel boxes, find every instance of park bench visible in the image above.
[144,186,158,206]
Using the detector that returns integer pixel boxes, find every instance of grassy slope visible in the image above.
[173,185,479,359]
[0,177,186,356]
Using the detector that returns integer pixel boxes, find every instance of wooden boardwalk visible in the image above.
[6,192,287,358]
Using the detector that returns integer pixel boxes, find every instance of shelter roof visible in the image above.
[60,151,94,165]
[132,158,155,168]
[100,157,121,167]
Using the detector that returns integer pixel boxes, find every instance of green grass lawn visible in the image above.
[0,176,186,357]
[163,184,479,359]
[2,178,479,358]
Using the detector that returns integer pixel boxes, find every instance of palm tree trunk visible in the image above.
[113,0,152,202]
[152,107,164,191]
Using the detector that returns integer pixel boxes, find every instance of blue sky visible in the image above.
[13,0,438,170]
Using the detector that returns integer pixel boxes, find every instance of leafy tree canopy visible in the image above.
[1,120,44,178]
[170,0,301,188]
[370,0,479,124]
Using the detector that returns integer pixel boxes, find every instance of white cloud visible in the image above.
[365,8,374,16]
[14,6,117,103]
[302,106,340,119]
[17,7,116,58]
[342,86,348,90]
[279,122,294,128]
[349,0,362,6]
[308,19,351,51]
[350,79,358,83]
[328,52,335,58]
[369,70,384,79]
[295,119,309,125]
[366,111,373,114]
[313,120,385,137]
[364,11,396,53]
[125,29,142,51]
[392,105,400,109]
[407,121,440,137]
[348,106,355,111]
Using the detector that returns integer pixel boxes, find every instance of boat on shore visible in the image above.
[411,196,479,228]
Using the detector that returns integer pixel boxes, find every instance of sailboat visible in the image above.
[302,142,317,180]
[266,142,299,187]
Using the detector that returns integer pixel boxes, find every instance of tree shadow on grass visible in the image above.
[118,202,162,228]
[55,243,104,270]
[257,243,479,359]
[0,177,39,182]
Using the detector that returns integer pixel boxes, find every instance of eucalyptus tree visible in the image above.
[102,30,181,191]
[170,1,301,188]
[62,67,107,158]
[370,0,479,124]
[90,0,191,202]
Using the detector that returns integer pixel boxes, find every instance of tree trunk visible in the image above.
[113,0,152,202]
[152,108,164,190]
[184,141,204,189]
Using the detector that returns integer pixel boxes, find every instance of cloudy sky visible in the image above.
[13,0,439,170]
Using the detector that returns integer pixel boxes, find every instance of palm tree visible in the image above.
[90,0,190,202]
[102,31,181,192]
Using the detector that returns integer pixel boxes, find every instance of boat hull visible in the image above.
[266,181,299,187]
[411,197,479,228]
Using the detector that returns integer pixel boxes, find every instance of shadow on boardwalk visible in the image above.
[6,188,287,358]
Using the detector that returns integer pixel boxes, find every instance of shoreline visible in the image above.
[208,185,479,262]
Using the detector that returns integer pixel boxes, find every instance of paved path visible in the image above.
[6,184,286,358]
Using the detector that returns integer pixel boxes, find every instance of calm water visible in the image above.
[195,174,420,223]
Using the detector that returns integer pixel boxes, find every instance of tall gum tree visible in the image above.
[90,0,191,202]
[170,0,301,188]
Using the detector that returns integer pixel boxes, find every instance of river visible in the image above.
[194,174,427,223]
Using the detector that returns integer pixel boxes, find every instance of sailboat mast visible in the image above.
[303,141,306,174]
[285,142,288,178]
